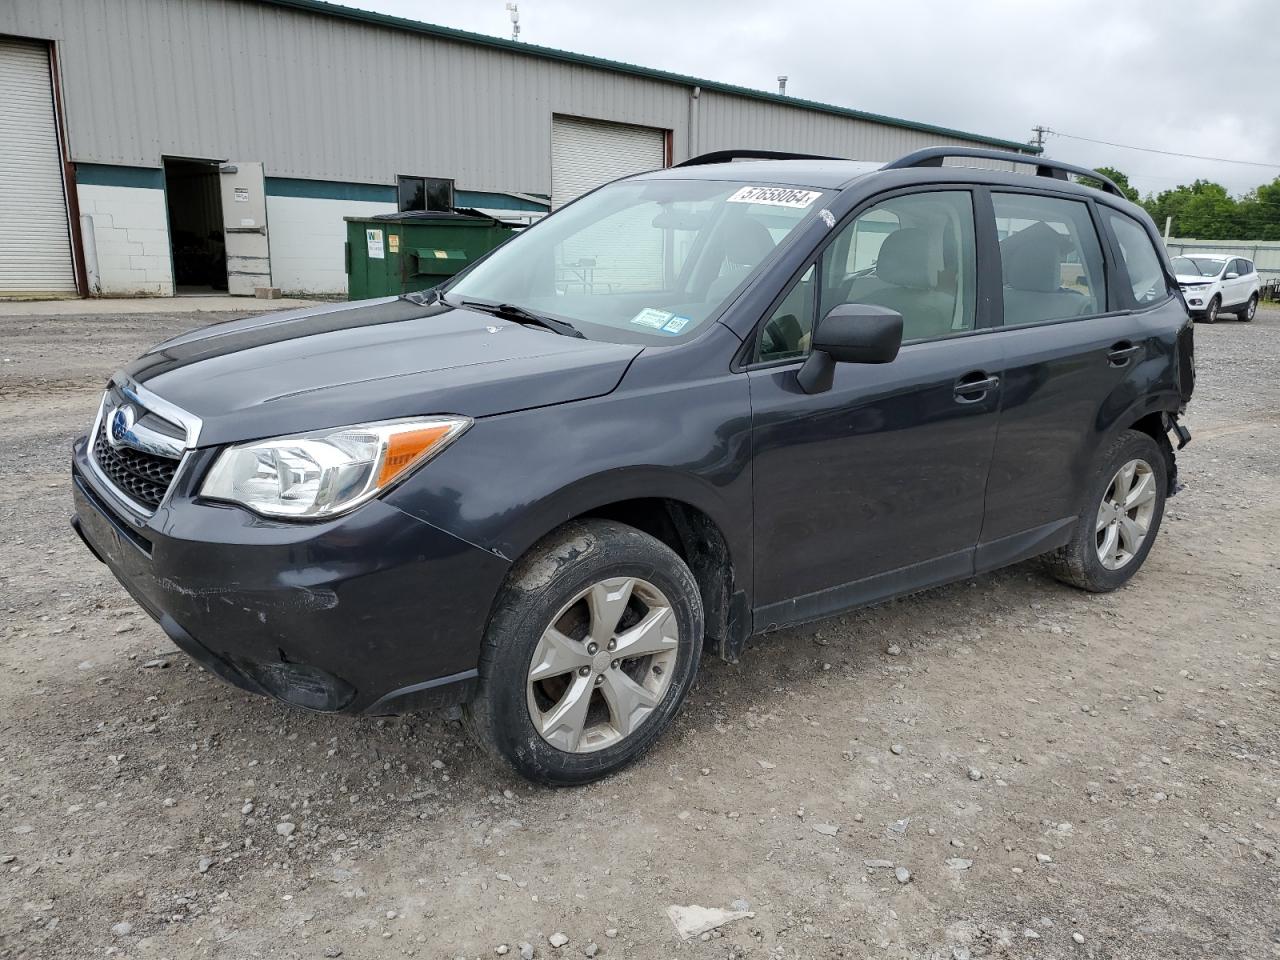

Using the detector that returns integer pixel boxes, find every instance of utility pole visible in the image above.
[1030,125,1049,152]
[505,3,520,42]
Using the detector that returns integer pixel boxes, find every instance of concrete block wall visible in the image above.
[77,183,174,296]
[266,194,394,296]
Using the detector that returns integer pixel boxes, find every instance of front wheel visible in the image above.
[464,520,703,786]
[1045,430,1167,593]
[1203,296,1220,323]
[1237,293,1258,322]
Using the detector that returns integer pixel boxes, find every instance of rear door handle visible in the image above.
[953,373,1000,402]
[1108,342,1141,366]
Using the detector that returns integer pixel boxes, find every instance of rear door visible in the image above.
[748,188,1004,627]
[978,193,1181,567]
[218,161,271,295]
[977,190,1148,563]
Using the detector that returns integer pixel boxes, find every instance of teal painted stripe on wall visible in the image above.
[71,166,554,210]
[456,190,548,213]
[265,177,395,202]
[264,178,548,211]
[75,163,164,189]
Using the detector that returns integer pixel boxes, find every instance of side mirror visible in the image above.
[797,304,904,394]
[1225,272,1239,280]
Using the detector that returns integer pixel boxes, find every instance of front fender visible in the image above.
[384,347,754,592]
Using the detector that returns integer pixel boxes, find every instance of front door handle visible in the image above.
[953,372,1000,403]
[1108,342,1141,366]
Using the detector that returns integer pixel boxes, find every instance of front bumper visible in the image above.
[1179,287,1214,312]
[71,437,509,714]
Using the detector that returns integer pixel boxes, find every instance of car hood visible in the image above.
[122,297,642,446]
[1175,273,1218,283]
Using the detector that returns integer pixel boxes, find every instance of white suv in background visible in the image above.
[1171,254,1261,323]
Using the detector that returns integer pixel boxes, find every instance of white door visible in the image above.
[219,161,271,295]
[551,116,666,210]
[1226,259,1248,305]
[0,37,77,296]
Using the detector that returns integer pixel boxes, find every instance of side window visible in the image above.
[757,265,816,362]
[1244,259,1255,275]
[1230,258,1246,277]
[993,193,1106,325]
[1103,209,1170,306]
[819,190,977,342]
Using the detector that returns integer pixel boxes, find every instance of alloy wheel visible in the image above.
[1246,296,1257,321]
[1095,458,1158,570]
[526,577,679,753]
[1206,298,1219,323]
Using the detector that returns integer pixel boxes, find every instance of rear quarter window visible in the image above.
[1104,210,1170,306]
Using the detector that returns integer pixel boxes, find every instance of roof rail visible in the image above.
[675,149,839,167]
[882,147,1124,197]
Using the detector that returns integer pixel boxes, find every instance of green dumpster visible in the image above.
[344,210,517,300]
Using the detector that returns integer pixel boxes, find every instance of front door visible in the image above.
[748,188,1002,629]
[1223,259,1248,306]
[218,161,271,295]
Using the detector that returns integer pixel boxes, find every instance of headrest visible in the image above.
[876,228,933,290]
[1002,221,1063,293]
[725,218,776,266]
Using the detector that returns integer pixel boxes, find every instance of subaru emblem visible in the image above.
[109,404,137,447]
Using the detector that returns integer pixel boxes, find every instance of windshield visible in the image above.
[1171,256,1226,277]
[446,178,829,343]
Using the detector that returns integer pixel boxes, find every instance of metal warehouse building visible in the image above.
[0,0,1034,299]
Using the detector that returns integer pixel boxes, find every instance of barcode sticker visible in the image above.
[726,186,822,208]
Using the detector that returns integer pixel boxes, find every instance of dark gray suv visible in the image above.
[72,147,1194,785]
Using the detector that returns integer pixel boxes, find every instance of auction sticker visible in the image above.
[631,307,673,329]
[727,185,822,208]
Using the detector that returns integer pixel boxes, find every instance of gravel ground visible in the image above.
[1,306,1278,960]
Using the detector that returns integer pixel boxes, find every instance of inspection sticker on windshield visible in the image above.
[631,307,674,329]
[663,315,692,334]
[727,185,822,209]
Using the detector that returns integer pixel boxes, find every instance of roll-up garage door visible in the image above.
[0,37,76,296]
[551,115,667,210]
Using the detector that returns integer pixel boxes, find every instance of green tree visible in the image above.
[1143,180,1242,239]
[1233,177,1280,241]
[1078,166,1141,203]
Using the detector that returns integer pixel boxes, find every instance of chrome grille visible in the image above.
[88,379,199,514]
[91,425,178,510]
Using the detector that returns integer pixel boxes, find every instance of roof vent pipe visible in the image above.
[777,76,788,96]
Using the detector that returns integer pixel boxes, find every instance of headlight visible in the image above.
[200,416,470,519]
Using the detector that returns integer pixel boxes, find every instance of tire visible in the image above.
[1236,293,1258,322]
[464,519,703,786]
[1202,296,1220,323]
[1045,429,1167,593]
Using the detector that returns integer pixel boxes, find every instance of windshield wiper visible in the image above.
[459,300,585,339]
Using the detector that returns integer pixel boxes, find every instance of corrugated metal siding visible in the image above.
[0,0,1024,196]
[695,91,1009,162]
[0,36,76,294]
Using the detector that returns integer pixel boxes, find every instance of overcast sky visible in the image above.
[349,0,1279,198]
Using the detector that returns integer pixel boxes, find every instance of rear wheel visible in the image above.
[1202,295,1220,323]
[1046,430,1167,593]
[1237,293,1258,321]
[464,520,703,786]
